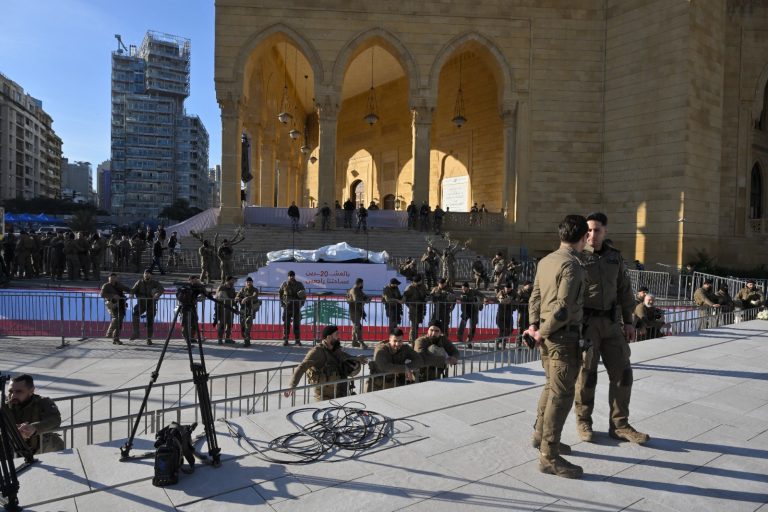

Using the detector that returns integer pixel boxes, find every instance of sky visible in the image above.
[0,0,220,176]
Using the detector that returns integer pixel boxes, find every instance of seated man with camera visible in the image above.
[735,279,764,309]
[366,328,423,392]
[633,293,668,340]
[414,320,459,381]
[6,374,64,454]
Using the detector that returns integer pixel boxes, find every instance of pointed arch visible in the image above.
[428,31,514,108]
[331,27,419,101]
[231,23,324,95]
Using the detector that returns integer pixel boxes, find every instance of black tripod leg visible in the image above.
[185,314,220,466]
[0,430,20,512]
[120,307,181,460]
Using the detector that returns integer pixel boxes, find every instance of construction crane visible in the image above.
[114,34,128,54]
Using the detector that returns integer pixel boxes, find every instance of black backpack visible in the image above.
[152,422,197,487]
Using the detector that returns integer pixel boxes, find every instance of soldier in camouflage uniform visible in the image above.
[215,276,237,344]
[106,234,119,271]
[7,374,64,454]
[693,279,721,329]
[403,274,429,342]
[420,246,439,289]
[89,233,105,281]
[472,255,490,290]
[496,282,516,349]
[49,233,65,280]
[346,278,371,348]
[199,236,217,284]
[63,232,80,280]
[457,282,484,347]
[284,325,367,402]
[414,320,459,381]
[381,278,404,333]
[279,270,305,346]
[130,268,165,345]
[735,279,764,308]
[528,214,587,479]
[429,278,456,334]
[236,276,261,346]
[574,212,649,445]
[130,235,147,273]
[75,232,90,280]
[366,328,422,391]
[15,231,35,278]
[100,273,131,345]
[118,235,132,272]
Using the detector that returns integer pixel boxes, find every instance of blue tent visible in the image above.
[16,213,35,223]
[4,213,17,223]
[34,213,63,224]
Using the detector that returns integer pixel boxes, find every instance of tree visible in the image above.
[69,209,96,233]
[159,199,203,222]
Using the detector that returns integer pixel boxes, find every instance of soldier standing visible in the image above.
[279,270,305,346]
[89,233,105,281]
[398,257,417,282]
[414,320,459,381]
[429,278,456,335]
[215,276,237,345]
[492,252,507,291]
[7,374,64,454]
[198,238,216,284]
[2,230,16,277]
[288,201,301,232]
[100,273,131,345]
[284,325,368,402]
[440,239,463,288]
[433,205,445,235]
[382,278,404,333]
[130,269,165,345]
[346,277,371,348]
[118,235,132,271]
[343,198,355,229]
[15,231,34,278]
[515,280,533,345]
[75,232,90,280]
[527,214,588,479]
[49,233,65,280]
[320,202,331,231]
[355,205,368,233]
[496,282,516,349]
[217,235,245,284]
[236,276,261,347]
[106,234,118,271]
[693,279,721,328]
[457,282,484,347]
[421,246,439,289]
[406,201,418,230]
[63,232,80,280]
[403,274,428,342]
[129,235,147,273]
[148,237,166,275]
[366,328,422,391]
[574,212,648,445]
[419,201,430,232]
[472,255,490,290]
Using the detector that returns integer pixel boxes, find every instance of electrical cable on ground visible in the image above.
[222,401,394,464]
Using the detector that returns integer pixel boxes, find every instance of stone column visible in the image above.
[317,99,339,224]
[501,105,517,224]
[513,97,530,232]
[736,101,753,236]
[411,105,433,205]
[218,93,243,225]
[259,128,275,207]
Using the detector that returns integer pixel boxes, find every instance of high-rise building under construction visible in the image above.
[110,31,209,220]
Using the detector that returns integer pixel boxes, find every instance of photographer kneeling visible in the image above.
[284,325,368,402]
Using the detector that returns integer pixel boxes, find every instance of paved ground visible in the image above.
[10,320,768,511]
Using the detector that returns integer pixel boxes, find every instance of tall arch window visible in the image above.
[750,163,763,219]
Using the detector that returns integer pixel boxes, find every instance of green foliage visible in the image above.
[69,210,96,233]
[158,199,203,222]
[2,197,107,216]
[686,249,768,279]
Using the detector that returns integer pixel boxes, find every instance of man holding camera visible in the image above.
[414,320,459,381]
[6,374,64,454]
[527,214,588,479]
[284,325,368,402]
[101,273,131,345]
[574,212,648,445]
[130,268,165,345]
[735,279,764,309]
[346,277,372,348]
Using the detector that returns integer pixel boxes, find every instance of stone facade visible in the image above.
[215,0,768,269]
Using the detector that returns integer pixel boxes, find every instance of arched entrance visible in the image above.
[382,194,395,210]
[351,179,365,207]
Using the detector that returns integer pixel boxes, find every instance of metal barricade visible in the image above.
[627,269,671,298]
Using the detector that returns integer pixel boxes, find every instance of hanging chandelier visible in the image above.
[452,54,467,128]
[300,75,311,154]
[288,48,301,140]
[363,47,379,126]
[277,41,292,124]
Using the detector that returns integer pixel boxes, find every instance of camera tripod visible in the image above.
[0,374,37,512]
[119,301,228,466]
